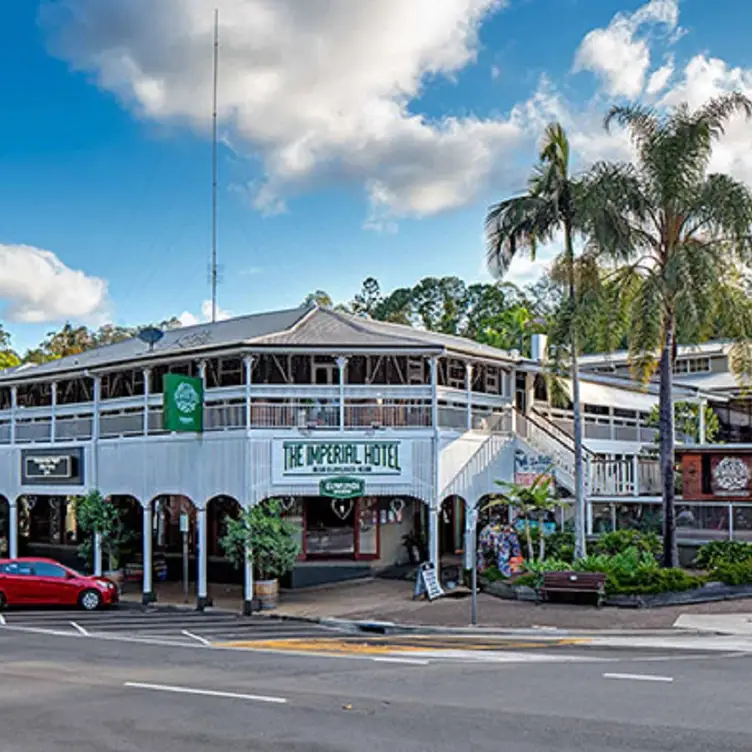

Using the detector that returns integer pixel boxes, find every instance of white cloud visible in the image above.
[0,244,108,323]
[573,0,680,99]
[645,56,674,96]
[43,0,522,224]
[661,55,752,185]
[178,300,232,327]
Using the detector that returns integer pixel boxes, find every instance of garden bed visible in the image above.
[480,577,752,608]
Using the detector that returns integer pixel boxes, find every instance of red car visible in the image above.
[0,558,119,610]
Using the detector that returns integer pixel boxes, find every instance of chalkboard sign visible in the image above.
[413,562,445,601]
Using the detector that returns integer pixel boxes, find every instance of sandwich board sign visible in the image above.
[413,562,445,601]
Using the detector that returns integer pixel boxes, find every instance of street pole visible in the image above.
[466,506,479,626]
[180,513,189,603]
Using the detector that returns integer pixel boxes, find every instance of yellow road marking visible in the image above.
[213,636,588,655]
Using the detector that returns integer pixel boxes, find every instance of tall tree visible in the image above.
[485,122,589,559]
[580,93,752,567]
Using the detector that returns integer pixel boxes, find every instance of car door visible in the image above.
[32,561,80,606]
[0,561,38,605]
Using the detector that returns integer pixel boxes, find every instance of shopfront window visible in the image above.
[305,498,355,557]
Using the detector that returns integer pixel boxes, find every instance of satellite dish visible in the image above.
[137,327,164,351]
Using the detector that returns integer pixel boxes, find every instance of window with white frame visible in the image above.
[673,357,711,374]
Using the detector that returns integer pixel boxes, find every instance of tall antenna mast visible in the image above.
[210,8,219,323]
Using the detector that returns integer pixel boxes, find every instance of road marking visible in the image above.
[603,672,674,683]
[124,681,287,705]
[0,614,5,626]
[70,622,89,637]
[371,656,430,665]
[181,630,212,646]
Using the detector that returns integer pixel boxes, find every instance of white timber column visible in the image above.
[243,525,254,616]
[143,368,150,435]
[429,356,440,569]
[92,375,102,576]
[698,397,707,444]
[10,386,17,445]
[50,382,57,442]
[196,506,209,610]
[244,355,254,430]
[142,501,154,604]
[465,363,473,431]
[336,356,348,431]
[8,500,18,559]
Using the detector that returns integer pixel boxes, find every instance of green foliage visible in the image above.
[75,491,132,570]
[710,561,752,586]
[481,566,507,583]
[490,474,558,561]
[646,401,720,445]
[220,500,300,581]
[530,529,574,563]
[593,530,662,560]
[695,540,752,569]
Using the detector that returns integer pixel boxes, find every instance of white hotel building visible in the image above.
[0,304,720,609]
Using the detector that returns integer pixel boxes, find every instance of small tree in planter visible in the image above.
[75,490,133,582]
[220,499,300,610]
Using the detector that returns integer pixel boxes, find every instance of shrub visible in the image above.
[710,561,752,586]
[593,530,662,560]
[513,573,538,589]
[482,566,507,582]
[695,540,752,570]
[606,568,703,596]
[544,531,575,563]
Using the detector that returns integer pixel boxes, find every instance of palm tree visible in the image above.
[579,93,752,567]
[485,123,588,559]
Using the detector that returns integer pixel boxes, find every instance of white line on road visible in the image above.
[0,614,6,626]
[371,656,430,665]
[124,681,287,704]
[603,672,674,683]
[70,622,89,637]
[181,630,212,647]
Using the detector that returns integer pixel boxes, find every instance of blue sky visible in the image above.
[0,0,750,352]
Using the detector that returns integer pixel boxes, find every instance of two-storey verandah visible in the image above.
[0,304,523,609]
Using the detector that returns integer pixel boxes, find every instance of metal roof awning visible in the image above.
[565,380,658,412]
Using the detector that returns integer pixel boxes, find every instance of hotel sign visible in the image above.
[21,447,85,486]
[272,439,411,485]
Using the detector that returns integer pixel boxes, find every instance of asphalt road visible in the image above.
[2,620,752,751]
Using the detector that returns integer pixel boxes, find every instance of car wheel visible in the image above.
[0,592,6,611]
[79,589,102,611]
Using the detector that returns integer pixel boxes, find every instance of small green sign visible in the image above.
[319,477,365,500]
[163,373,204,432]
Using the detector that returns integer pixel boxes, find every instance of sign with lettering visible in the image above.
[272,439,411,485]
[319,477,365,499]
[413,562,445,601]
[514,449,553,488]
[21,447,85,486]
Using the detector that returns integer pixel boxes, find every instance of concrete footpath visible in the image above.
[121,578,752,635]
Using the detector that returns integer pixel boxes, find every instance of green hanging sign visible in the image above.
[163,373,204,432]
[319,477,365,500]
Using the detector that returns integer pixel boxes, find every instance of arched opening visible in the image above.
[150,494,196,584]
[255,494,427,588]
[439,495,466,562]
[18,495,79,567]
[0,495,8,557]
[206,495,242,584]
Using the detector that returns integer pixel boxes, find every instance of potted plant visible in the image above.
[75,490,133,588]
[220,499,300,610]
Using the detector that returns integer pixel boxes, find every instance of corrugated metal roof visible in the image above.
[0,304,518,384]
[0,305,313,382]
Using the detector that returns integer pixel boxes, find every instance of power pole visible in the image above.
[210,8,219,323]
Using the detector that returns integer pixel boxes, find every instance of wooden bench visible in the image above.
[538,571,606,607]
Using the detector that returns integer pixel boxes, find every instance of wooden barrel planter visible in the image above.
[254,579,279,610]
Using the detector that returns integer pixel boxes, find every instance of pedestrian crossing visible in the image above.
[0,605,338,644]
